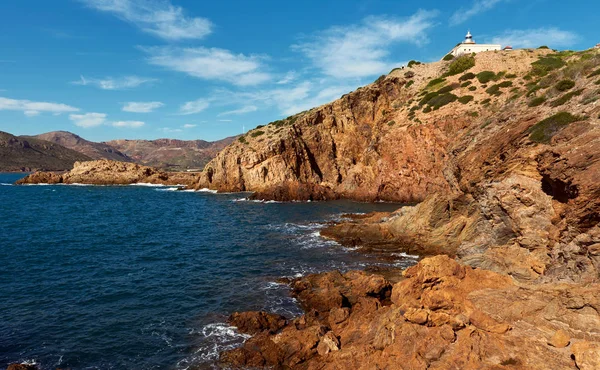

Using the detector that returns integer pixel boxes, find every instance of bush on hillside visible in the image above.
[427,93,458,109]
[458,95,474,104]
[238,136,248,144]
[549,89,584,107]
[374,75,386,84]
[588,69,600,78]
[481,98,491,105]
[408,60,421,68]
[528,96,546,107]
[538,45,550,49]
[437,84,458,94]
[529,112,582,143]
[404,71,415,79]
[250,130,265,138]
[531,56,566,77]
[486,84,503,96]
[505,73,517,79]
[555,79,575,91]
[444,55,476,77]
[426,77,446,88]
[469,86,477,91]
[461,81,472,87]
[443,54,455,61]
[423,106,432,113]
[420,91,440,105]
[459,72,476,81]
[405,80,414,88]
[498,81,513,88]
[477,71,497,83]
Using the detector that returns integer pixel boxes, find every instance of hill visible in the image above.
[105,136,237,171]
[0,131,91,171]
[34,131,132,162]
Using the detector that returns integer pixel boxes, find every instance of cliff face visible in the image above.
[0,131,91,171]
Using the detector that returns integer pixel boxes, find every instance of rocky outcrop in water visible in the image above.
[221,256,600,369]
[15,160,199,187]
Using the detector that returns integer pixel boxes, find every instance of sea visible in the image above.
[0,173,416,369]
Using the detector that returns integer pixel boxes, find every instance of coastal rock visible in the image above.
[549,329,571,348]
[6,364,38,370]
[221,256,600,369]
[15,160,199,187]
[228,311,287,335]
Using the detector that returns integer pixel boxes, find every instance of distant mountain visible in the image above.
[105,136,238,171]
[0,131,91,172]
[34,131,132,162]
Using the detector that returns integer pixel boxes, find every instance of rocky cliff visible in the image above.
[217,47,600,368]
[15,159,198,186]
[0,131,91,171]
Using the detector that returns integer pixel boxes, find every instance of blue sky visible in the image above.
[0,0,596,142]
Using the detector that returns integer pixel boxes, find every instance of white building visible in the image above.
[447,31,502,58]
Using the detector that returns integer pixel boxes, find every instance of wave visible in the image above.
[197,188,218,193]
[176,323,250,369]
[391,252,420,259]
[0,183,13,186]
[130,183,169,187]
[154,187,184,192]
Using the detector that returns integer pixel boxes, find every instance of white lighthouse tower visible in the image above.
[445,31,501,59]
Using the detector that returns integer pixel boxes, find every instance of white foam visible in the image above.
[155,187,182,192]
[197,188,218,193]
[177,323,250,367]
[391,252,419,259]
[130,183,168,187]
[0,183,12,186]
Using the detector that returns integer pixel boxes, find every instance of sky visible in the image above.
[0,0,596,142]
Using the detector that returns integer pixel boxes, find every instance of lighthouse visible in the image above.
[445,31,502,59]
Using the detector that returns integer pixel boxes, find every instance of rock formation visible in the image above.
[15,159,198,187]
[218,48,600,368]
[34,131,132,163]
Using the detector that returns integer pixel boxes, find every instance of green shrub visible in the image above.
[408,60,421,68]
[374,75,386,84]
[523,74,533,81]
[469,111,479,117]
[549,89,584,107]
[250,130,265,138]
[529,112,582,143]
[468,86,477,91]
[437,85,455,94]
[444,55,476,77]
[587,69,600,78]
[461,81,472,87]
[405,80,414,88]
[410,105,420,112]
[528,96,546,107]
[419,91,440,105]
[477,71,497,83]
[486,84,502,96]
[256,124,265,129]
[427,93,458,109]
[555,79,575,91]
[387,120,396,126]
[481,98,491,105]
[459,72,476,81]
[390,67,402,73]
[531,56,566,77]
[427,77,446,88]
[498,81,513,88]
[443,54,455,61]
[404,71,415,79]
[238,136,248,144]
[505,73,517,79]
[538,45,550,49]
[458,95,474,104]
[596,79,600,85]
[423,106,432,113]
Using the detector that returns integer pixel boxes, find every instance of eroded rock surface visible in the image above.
[15,160,199,187]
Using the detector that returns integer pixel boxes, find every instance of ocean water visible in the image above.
[0,173,414,369]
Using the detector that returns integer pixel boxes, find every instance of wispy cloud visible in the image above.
[218,105,258,116]
[69,112,107,128]
[489,28,579,48]
[112,120,145,128]
[182,124,196,128]
[0,96,79,116]
[277,71,297,85]
[73,75,157,90]
[80,0,212,41]
[160,127,182,133]
[219,119,232,122]
[449,0,506,26]
[122,101,164,112]
[179,98,210,115]
[142,46,271,86]
[292,10,438,79]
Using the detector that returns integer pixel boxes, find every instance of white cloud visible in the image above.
[0,96,79,117]
[450,0,506,26]
[292,10,438,79]
[489,28,579,48]
[179,98,210,115]
[161,127,182,133]
[69,112,107,128]
[73,75,156,90]
[112,120,145,128]
[142,46,271,86]
[80,0,212,41]
[219,119,232,122]
[182,124,196,128]
[277,71,297,85]
[122,101,164,112]
[218,105,258,116]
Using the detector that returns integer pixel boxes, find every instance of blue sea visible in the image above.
[0,173,414,369]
